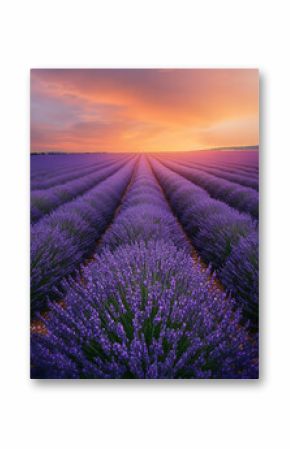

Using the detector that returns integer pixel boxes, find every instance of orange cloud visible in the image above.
[31,69,259,152]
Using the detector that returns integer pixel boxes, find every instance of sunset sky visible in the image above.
[31,69,259,153]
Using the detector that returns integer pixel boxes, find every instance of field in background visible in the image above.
[31,150,259,379]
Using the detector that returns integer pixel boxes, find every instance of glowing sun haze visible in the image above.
[31,69,259,153]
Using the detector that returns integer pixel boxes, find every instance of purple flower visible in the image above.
[31,157,258,379]
[31,241,258,379]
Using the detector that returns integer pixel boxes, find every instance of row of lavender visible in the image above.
[169,159,259,190]
[32,157,258,379]
[31,156,132,223]
[157,157,259,219]
[175,149,259,171]
[31,153,114,180]
[31,155,126,190]
[188,158,259,174]
[162,157,259,190]
[31,159,136,313]
[150,158,258,325]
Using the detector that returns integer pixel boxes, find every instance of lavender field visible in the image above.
[31,150,259,379]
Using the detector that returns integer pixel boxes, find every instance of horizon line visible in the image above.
[31,144,259,155]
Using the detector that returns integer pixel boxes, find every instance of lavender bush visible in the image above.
[220,232,259,324]
[31,159,101,186]
[30,154,97,181]
[101,159,190,253]
[31,156,128,190]
[31,241,258,379]
[150,158,258,324]
[159,153,259,179]
[31,157,258,378]
[31,157,133,223]
[180,158,259,178]
[159,158,259,219]
[31,161,135,312]
[177,160,259,190]
[31,158,133,223]
[31,153,112,180]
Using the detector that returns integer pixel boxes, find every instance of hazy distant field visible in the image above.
[31,150,259,379]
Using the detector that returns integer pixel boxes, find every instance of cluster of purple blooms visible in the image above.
[179,160,259,190]
[159,158,259,219]
[150,158,259,325]
[31,157,132,223]
[220,231,259,322]
[31,161,135,313]
[100,160,190,253]
[31,158,101,187]
[31,156,127,190]
[177,150,259,171]
[182,149,259,172]
[31,153,113,180]
[190,158,259,176]
[160,154,259,189]
[31,158,258,379]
